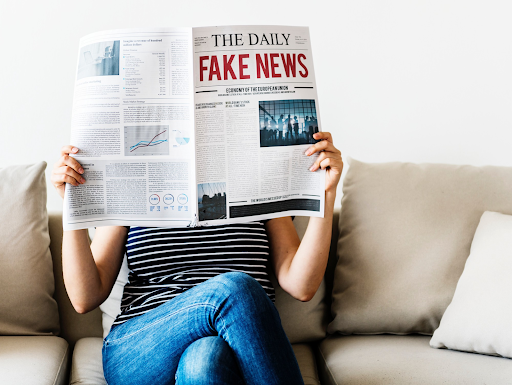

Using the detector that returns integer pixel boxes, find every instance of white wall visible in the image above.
[1,0,511,213]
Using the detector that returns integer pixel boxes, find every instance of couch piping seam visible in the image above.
[52,342,69,385]
[318,345,338,385]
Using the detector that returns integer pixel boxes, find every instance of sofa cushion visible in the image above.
[71,337,320,385]
[0,162,60,335]
[100,216,329,344]
[0,336,69,385]
[329,159,512,335]
[317,335,512,385]
[292,344,322,385]
[70,338,106,385]
[430,211,512,358]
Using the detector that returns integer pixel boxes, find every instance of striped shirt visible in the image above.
[113,221,275,327]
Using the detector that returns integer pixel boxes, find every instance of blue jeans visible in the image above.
[102,272,304,385]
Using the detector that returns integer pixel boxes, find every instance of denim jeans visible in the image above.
[102,272,304,385]
[175,336,244,384]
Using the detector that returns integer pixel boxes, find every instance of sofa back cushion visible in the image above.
[329,159,512,335]
[0,162,60,335]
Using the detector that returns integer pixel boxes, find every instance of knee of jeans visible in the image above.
[208,272,272,314]
[177,337,233,380]
[212,272,262,295]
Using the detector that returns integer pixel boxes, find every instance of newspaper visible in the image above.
[64,26,325,230]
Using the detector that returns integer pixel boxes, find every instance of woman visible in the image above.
[51,132,343,385]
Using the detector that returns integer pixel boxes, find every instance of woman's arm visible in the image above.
[52,145,128,313]
[266,132,342,301]
[62,226,127,313]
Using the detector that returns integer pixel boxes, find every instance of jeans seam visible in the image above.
[215,312,228,341]
[107,303,218,344]
[102,342,109,381]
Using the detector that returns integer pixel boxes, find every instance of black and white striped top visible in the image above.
[113,221,275,327]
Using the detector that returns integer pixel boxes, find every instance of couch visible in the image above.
[2,159,512,384]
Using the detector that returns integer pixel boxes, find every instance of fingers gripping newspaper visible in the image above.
[64,26,325,230]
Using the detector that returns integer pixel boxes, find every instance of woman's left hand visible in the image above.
[305,132,343,193]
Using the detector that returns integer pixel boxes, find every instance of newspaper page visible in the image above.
[63,28,196,230]
[192,26,325,225]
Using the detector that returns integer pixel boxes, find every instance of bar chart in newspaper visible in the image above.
[124,125,170,156]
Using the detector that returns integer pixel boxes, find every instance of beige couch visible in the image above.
[6,212,512,385]
[2,159,512,384]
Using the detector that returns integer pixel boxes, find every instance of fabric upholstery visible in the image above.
[431,211,512,358]
[0,162,60,335]
[70,338,106,385]
[70,337,320,385]
[0,336,69,385]
[317,335,512,385]
[292,344,322,385]
[329,159,512,335]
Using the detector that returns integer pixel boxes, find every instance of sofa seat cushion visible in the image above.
[0,336,69,385]
[71,337,320,384]
[317,335,512,385]
[70,338,106,385]
[292,344,322,385]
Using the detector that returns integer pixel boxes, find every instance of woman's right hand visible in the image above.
[51,145,86,199]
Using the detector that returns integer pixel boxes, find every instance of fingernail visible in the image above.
[79,168,84,174]
[72,147,78,153]
[305,150,311,156]
[80,178,86,183]
[310,165,316,171]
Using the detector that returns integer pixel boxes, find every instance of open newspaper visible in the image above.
[64,26,325,230]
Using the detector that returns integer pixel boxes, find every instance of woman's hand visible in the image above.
[51,145,85,199]
[305,132,343,193]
